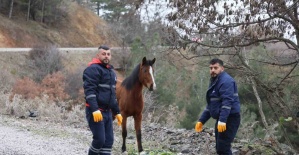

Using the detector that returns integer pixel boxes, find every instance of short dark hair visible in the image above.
[98,45,110,50]
[209,58,223,66]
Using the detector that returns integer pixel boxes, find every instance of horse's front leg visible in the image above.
[121,116,128,153]
[134,114,143,153]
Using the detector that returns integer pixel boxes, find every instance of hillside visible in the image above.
[0,2,121,48]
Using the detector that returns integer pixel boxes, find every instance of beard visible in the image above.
[210,73,218,83]
[210,73,217,77]
[102,59,110,65]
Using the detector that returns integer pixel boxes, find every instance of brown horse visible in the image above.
[116,57,156,153]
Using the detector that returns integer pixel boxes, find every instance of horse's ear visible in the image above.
[151,58,156,65]
[142,57,147,65]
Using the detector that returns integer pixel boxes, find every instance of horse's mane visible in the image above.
[121,60,152,90]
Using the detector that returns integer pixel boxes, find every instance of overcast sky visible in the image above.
[138,0,172,24]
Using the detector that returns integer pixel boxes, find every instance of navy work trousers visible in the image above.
[215,113,240,155]
[86,108,114,155]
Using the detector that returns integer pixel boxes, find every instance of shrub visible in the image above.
[24,45,64,82]
[64,67,85,102]
[1,91,85,127]
[0,68,15,93]
[11,71,70,103]
[10,77,41,101]
[40,71,69,102]
[63,67,85,110]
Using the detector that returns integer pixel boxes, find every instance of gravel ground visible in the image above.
[0,125,87,155]
[1,114,298,155]
[0,114,127,155]
[0,114,92,155]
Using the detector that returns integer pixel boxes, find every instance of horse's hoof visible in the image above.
[139,151,147,155]
[121,151,128,155]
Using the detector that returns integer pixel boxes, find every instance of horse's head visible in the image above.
[139,57,156,91]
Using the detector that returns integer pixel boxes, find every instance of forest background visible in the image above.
[0,0,298,154]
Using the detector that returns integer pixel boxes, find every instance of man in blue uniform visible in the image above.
[83,45,123,155]
[195,58,241,155]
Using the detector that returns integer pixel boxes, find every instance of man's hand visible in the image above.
[217,121,226,132]
[115,114,123,126]
[195,122,203,132]
[92,110,103,122]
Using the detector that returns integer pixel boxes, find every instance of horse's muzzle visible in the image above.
[149,84,156,91]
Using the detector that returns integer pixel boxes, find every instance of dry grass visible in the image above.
[0,88,180,152]
[0,91,86,128]
[0,66,15,93]
[0,47,128,131]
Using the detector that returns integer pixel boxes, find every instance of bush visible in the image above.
[10,77,41,101]
[40,71,69,102]
[64,67,85,108]
[24,45,64,82]
[64,67,84,101]
[1,91,85,126]
[0,68,15,93]
[11,71,70,103]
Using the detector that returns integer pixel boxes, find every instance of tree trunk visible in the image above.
[249,76,269,130]
[8,0,14,19]
[96,2,100,16]
[249,77,283,153]
[41,0,45,23]
[240,50,283,153]
[246,63,298,152]
[27,0,31,21]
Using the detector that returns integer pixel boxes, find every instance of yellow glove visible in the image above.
[217,121,226,132]
[115,114,123,126]
[195,122,203,132]
[92,110,103,122]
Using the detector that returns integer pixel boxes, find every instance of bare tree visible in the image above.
[166,0,299,152]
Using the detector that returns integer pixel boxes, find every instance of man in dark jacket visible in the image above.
[195,58,241,155]
[83,45,123,155]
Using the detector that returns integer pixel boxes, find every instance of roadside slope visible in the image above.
[0,2,121,48]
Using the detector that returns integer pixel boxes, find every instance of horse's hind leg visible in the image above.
[133,114,143,152]
[121,116,128,153]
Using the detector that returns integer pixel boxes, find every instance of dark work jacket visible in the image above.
[83,58,120,114]
[199,71,240,123]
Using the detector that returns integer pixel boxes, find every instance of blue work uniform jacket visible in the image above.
[199,71,240,123]
[83,58,120,114]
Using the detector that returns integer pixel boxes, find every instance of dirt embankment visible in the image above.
[0,2,122,48]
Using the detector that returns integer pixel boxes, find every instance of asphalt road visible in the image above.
[0,47,126,53]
